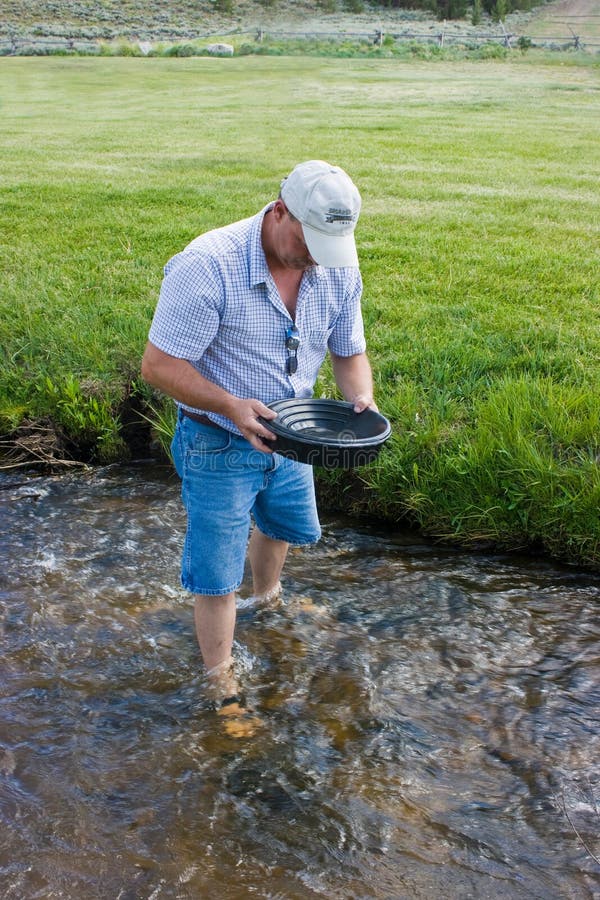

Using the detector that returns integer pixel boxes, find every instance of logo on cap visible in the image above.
[325,207,355,224]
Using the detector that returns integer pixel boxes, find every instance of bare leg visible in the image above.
[194,593,238,698]
[248,528,289,599]
[195,591,262,736]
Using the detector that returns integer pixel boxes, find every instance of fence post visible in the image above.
[500,22,513,48]
[567,27,581,50]
[256,28,263,43]
[439,20,446,47]
[374,30,383,46]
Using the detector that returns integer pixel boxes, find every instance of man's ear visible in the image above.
[272,199,287,222]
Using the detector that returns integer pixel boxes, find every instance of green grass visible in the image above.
[1,56,599,565]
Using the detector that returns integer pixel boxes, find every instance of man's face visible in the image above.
[276,204,316,270]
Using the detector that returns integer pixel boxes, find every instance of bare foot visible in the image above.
[217,697,263,739]
[205,656,239,706]
[250,581,283,610]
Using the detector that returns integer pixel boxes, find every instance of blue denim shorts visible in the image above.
[171,411,321,596]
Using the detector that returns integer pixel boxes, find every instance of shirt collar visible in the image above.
[249,202,324,288]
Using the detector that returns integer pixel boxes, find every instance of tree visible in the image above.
[471,0,483,25]
[436,0,467,18]
[492,0,508,22]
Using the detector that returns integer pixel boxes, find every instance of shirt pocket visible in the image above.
[305,327,332,351]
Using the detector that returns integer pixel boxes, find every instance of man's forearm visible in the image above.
[141,341,237,417]
[330,352,377,412]
[140,341,277,452]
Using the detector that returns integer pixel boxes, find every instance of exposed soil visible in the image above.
[0,419,83,472]
[523,0,600,39]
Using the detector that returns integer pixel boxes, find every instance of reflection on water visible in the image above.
[1,465,599,899]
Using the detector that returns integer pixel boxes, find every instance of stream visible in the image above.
[1,464,598,898]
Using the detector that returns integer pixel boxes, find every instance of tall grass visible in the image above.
[1,56,599,564]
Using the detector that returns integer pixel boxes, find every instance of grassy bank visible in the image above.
[1,56,599,565]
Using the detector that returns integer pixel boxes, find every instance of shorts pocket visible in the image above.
[180,417,232,455]
[192,428,231,454]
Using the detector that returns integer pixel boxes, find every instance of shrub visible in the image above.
[517,35,533,52]
[113,41,139,56]
[163,42,198,57]
[475,40,508,58]
[211,0,234,12]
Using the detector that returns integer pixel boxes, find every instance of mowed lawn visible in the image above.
[1,56,599,564]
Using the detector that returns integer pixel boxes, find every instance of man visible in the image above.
[141,160,376,709]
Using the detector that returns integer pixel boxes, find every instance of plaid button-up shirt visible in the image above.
[148,203,366,433]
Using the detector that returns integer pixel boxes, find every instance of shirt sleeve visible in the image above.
[148,251,223,360]
[327,268,367,357]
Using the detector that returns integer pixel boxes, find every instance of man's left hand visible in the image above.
[352,394,378,414]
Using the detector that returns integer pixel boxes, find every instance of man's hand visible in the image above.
[330,352,378,415]
[352,394,378,414]
[229,398,278,454]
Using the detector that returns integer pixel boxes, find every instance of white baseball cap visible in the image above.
[280,160,361,268]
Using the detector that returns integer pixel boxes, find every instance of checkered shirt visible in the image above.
[148,202,366,433]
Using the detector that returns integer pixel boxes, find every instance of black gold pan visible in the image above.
[259,398,391,469]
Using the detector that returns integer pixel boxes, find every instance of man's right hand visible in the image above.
[229,398,278,454]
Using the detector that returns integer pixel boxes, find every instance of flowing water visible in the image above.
[0,465,598,899]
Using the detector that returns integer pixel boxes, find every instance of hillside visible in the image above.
[3,1,436,42]
[2,0,598,44]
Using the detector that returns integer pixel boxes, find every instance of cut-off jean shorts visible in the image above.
[171,410,322,596]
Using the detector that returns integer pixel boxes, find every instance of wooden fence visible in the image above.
[0,26,598,55]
